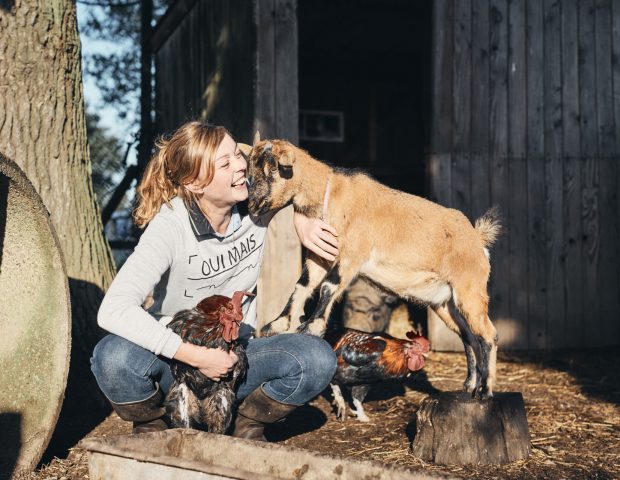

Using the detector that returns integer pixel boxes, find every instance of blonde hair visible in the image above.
[133,122,231,228]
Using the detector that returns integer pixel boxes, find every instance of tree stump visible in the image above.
[411,391,530,465]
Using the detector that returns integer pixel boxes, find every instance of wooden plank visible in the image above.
[613,0,620,346]
[451,0,472,218]
[579,0,598,157]
[526,0,547,349]
[255,0,276,136]
[149,0,199,52]
[274,0,299,142]
[615,0,620,156]
[506,0,528,349]
[451,154,471,216]
[595,0,619,346]
[543,0,565,348]
[471,0,490,157]
[508,0,527,159]
[255,0,301,328]
[488,0,511,342]
[595,0,615,157]
[453,0,472,153]
[430,0,454,153]
[470,1,490,224]
[427,154,461,350]
[579,0,601,346]
[561,0,583,347]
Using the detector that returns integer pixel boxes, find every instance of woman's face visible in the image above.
[189,134,248,208]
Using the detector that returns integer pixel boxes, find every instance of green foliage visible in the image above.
[79,0,172,124]
[86,107,127,208]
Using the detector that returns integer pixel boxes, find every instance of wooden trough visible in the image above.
[80,429,450,480]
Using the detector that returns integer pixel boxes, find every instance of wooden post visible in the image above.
[255,0,302,328]
[411,391,530,465]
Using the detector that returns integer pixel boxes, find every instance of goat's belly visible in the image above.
[360,263,451,306]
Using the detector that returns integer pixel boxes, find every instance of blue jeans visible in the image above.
[90,333,337,406]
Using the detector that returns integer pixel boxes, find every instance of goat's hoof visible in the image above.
[296,319,326,337]
[260,317,291,337]
[462,379,477,393]
[473,386,493,400]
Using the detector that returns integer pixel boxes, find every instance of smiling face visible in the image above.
[186,134,248,209]
[246,140,296,216]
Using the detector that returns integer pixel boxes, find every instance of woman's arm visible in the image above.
[293,212,339,261]
[97,214,183,358]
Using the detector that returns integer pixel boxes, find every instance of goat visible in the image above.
[244,138,501,399]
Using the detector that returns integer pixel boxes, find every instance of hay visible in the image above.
[20,349,620,479]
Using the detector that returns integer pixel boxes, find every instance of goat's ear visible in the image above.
[237,143,252,157]
[277,149,295,167]
[253,130,261,146]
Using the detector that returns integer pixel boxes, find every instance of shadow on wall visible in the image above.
[0,412,20,480]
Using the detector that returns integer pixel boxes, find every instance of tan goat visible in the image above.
[245,139,501,398]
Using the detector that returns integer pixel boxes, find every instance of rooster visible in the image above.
[325,328,430,422]
[164,291,253,433]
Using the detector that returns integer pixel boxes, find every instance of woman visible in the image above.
[91,122,339,439]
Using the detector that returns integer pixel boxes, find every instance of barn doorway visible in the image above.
[297,0,433,333]
[297,0,433,196]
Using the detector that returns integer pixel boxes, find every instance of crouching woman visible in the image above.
[90,122,338,438]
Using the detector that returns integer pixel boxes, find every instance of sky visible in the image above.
[76,2,138,152]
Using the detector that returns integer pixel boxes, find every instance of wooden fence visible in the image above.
[428,0,620,349]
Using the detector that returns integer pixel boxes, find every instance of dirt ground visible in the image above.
[13,347,620,480]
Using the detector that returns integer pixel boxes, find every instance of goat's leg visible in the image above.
[432,304,478,393]
[449,289,498,399]
[296,262,357,337]
[260,256,328,337]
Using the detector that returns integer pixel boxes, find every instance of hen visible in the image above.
[325,328,430,422]
[164,291,253,433]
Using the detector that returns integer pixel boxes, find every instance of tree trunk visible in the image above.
[0,1,115,354]
[411,391,531,465]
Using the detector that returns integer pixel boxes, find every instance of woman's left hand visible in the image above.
[293,212,339,262]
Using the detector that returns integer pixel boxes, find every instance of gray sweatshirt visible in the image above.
[97,196,274,358]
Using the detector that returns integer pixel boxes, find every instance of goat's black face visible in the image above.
[247,140,296,216]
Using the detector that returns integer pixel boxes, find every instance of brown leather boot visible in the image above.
[232,386,297,441]
[109,386,169,434]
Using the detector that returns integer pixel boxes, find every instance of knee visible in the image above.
[296,335,337,385]
[91,334,137,386]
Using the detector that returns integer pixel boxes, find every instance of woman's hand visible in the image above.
[174,343,238,381]
[293,212,339,262]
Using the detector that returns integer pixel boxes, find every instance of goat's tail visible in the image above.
[475,207,502,248]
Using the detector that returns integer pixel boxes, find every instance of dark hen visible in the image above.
[164,291,253,433]
[325,328,430,422]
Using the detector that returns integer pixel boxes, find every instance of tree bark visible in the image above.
[411,391,531,465]
[0,0,115,356]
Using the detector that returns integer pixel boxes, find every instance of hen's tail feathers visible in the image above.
[475,207,502,248]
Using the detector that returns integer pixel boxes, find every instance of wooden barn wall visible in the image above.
[428,0,620,350]
[154,0,256,140]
